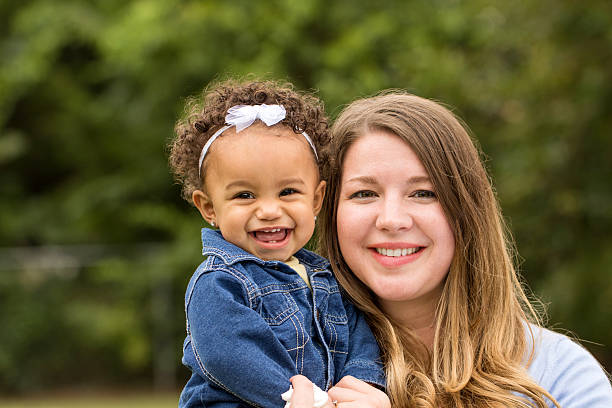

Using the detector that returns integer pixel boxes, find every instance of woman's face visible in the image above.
[336,130,455,319]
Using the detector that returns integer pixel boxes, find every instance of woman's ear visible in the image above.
[192,190,216,225]
[312,180,326,216]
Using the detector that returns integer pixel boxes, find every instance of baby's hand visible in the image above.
[283,375,332,408]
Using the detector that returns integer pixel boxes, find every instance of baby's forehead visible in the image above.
[203,125,319,178]
[204,125,320,180]
[211,123,312,152]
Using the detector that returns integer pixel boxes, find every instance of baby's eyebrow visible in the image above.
[225,180,253,190]
[277,177,306,186]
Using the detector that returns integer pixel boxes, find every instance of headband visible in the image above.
[198,104,318,177]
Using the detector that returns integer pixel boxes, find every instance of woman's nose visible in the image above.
[375,196,413,231]
[255,198,282,220]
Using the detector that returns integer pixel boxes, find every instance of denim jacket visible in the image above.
[180,229,384,408]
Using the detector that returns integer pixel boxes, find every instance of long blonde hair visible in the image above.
[319,93,559,407]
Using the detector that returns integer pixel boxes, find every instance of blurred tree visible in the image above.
[0,0,610,393]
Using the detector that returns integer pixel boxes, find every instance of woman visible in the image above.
[290,92,612,407]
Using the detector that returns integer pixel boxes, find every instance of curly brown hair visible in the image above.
[168,79,330,204]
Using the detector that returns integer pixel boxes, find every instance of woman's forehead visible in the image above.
[340,130,428,180]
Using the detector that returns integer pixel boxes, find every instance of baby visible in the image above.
[169,79,384,407]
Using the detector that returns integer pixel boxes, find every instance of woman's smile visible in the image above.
[368,243,425,267]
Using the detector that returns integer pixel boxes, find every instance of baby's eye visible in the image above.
[280,188,299,196]
[349,190,377,199]
[233,191,255,200]
[412,190,436,199]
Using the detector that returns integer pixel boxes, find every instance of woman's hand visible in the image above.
[328,376,390,408]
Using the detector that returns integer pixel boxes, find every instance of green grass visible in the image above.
[0,391,178,408]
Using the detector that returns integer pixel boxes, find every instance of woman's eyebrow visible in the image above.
[344,176,378,185]
[344,175,431,185]
[407,176,431,185]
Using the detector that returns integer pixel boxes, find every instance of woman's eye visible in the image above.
[280,188,299,196]
[233,191,255,199]
[413,190,436,199]
[349,190,377,199]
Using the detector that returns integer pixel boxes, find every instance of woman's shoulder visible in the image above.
[525,324,612,407]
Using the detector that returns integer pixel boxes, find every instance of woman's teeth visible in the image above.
[375,247,420,257]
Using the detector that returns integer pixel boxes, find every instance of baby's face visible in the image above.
[197,124,325,262]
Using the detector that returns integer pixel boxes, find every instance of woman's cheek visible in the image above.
[338,202,371,232]
[337,203,370,265]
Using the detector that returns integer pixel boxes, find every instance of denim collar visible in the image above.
[201,228,330,270]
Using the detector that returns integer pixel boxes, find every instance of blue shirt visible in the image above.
[526,325,612,407]
[180,229,384,408]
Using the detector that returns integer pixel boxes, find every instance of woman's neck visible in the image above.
[378,287,443,349]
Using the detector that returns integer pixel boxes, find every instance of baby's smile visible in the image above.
[249,228,293,245]
[250,228,291,244]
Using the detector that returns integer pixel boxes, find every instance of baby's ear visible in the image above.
[312,180,326,215]
[192,190,216,224]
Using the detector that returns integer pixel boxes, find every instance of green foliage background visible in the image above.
[1,0,610,394]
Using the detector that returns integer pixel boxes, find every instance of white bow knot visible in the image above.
[226,104,287,132]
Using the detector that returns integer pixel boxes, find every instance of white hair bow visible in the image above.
[226,104,286,132]
[198,104,318,177]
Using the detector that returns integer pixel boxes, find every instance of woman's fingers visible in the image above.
[327,385,362,402]
[289,375,390,408]
[334,375,377,392]
[328,376,390,408]
[328,389,390,408]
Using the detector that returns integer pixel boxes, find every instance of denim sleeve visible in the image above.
[339,298,386,389]
[180,371,251,408]
[185,269,298,407]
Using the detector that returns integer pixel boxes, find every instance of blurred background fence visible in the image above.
[1,0,611,397]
